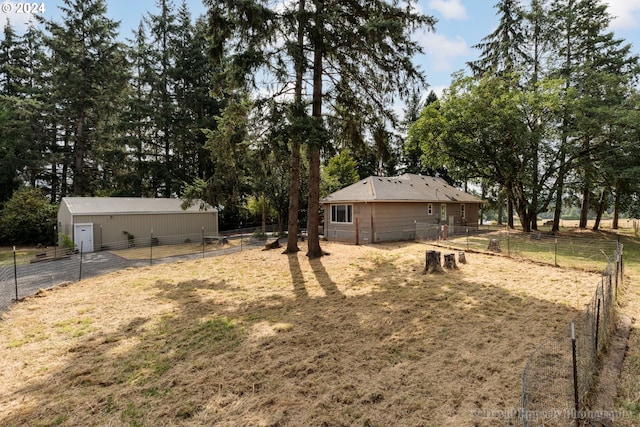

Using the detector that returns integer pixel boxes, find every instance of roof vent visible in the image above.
[363,181,367,184]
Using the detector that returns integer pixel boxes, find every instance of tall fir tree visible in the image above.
[44,0,129,196]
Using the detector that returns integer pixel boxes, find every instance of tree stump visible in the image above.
[488,239,501,252]
[458,251,467,264]
[424,250,444,274]
[444,253,457,269]
[262,238,281,251]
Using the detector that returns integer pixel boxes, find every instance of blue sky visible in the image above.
[2,0,640,97]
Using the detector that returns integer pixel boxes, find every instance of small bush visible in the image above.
[252,229,267,240]
[59,233,75,250]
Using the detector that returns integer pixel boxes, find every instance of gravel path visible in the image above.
[0,242,261,316]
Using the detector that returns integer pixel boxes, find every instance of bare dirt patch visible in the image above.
[0,242,602,426]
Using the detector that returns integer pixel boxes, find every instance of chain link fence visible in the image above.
[0,227,277,315]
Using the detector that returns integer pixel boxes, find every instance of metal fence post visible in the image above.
[595,298,601,355]
[554,238,558,266]
[150,229,153,266]
[571,322,579,426]
[202,226,205,258]
[522,369,527,427]
[13,246,18,301]
[79,241,83,282]
[466,228,469,250]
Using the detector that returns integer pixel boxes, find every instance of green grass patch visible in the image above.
[0,247,39,267]
[5,325,48,348]
[53,318,95,338]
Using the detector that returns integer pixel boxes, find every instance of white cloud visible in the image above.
[428,0,467,20]
[428,85,449,99]
[0,1,40,33]
[604,0,640,30]
[419,32,470,72]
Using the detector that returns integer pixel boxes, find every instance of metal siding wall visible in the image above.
[71,212,218,247]
[57,202,73,239]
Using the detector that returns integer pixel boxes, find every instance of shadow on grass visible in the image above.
[0,250,594,427]
[287,253,309,299]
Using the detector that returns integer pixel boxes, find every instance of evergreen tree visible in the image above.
[469,0,528,76]
[0,22,49,201]
[44,0,129,196]
[549,0,638,229]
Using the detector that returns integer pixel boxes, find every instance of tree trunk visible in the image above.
[424,250,443,274]
[552,151,566,233]
[283,0,306,254]
[579,184,590,229]
[306,0,324,259]
[613,184,620,230]
[592,191,606,231]
[443,253,457,269]
[262,193,267,232]
[73,110,86,196]
[507,196,514,229]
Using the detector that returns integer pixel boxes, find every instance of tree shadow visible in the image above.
[309,258,343,298]
[0,249,594,426]
[286,253,308,299]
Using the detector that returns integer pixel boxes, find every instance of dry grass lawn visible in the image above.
[0,242,606,426]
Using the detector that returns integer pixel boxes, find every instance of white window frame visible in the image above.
[440,204,447,220]
[331,204,353,224]
[460,204,466,220]
[427,203,433,215]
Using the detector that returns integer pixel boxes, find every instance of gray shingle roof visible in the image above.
[61,197,216,215]
[321,174,483,204]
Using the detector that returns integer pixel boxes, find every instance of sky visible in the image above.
[2,0,640,98]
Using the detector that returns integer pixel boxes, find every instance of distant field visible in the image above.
[556,218,637,230]
[0,241,607,426]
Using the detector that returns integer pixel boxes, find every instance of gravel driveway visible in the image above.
[0,242,260,316]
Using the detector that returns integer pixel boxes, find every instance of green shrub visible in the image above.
[0,188,57,245]
[252,229,267,240]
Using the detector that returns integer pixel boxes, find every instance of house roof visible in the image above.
[61,197,216,215]
[321,174,483,204]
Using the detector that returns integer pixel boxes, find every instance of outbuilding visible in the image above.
[57,197,218,252]
[322,173,483,244]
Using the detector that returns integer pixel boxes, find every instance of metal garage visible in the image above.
[57,197,218,253]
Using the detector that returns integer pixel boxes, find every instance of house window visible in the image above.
[331,204,353,223]
[428,203,433,215]
[460,204,466,219]
[440,204,447,221]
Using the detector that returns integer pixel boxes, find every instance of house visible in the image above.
[321,173,483,244]
[57,197,218,253]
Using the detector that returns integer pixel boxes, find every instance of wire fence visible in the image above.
[0,227,280,316]
[415,223,619,272]
[504,243,623,426]
[414,224,626,426]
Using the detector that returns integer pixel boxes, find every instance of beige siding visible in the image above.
[69,212,218,249]
[57,202,73,239]
[372,203,430,242]
[324,201,481,244]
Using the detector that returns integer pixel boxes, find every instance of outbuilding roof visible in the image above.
[321,174,483,204]
[61,197,216,215]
